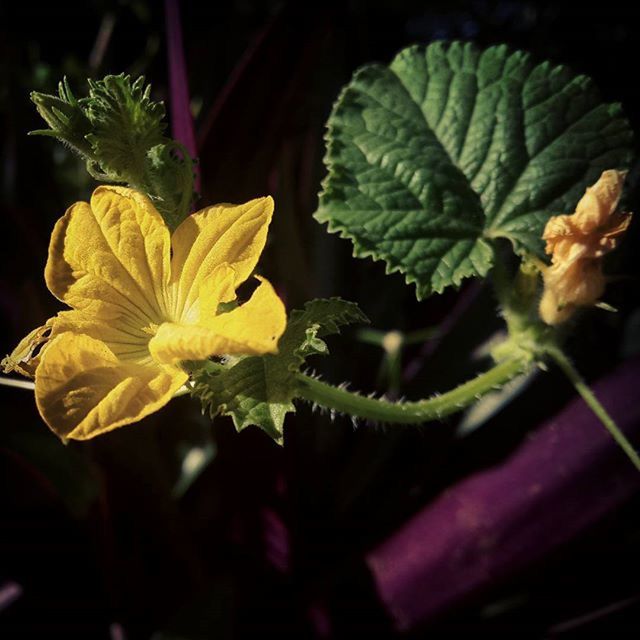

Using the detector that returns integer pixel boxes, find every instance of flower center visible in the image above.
[141,322,161,336]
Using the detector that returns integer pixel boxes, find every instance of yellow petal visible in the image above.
[181,263,237,325]
[574,170,626,232]
[149,277,286,365]
[539,256,607,325]
[35,332,186,440]
[170,197,274,319]
[542,215,575,257]
[51,310,152,364]
[45,186,170,325]
[539,288,574,326]
[595,211,632,257]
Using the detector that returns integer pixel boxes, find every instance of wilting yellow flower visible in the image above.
[539,170,631,325]
[2,186,286,440]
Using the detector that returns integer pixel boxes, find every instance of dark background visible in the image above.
[2,1,640,637]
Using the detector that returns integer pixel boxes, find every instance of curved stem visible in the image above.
[548,348,640,471]
[295,356,530,424]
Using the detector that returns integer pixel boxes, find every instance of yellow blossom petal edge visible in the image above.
[149,277,287,365]
[5,187,287,440]
[45,186,171,323]
[36,333,187,440]
[539,170,632,325]
[169,197,274,320]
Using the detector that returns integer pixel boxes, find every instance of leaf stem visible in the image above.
[295,356,530,424]
[548,348,640,471]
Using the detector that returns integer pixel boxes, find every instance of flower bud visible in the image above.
[539,170,631,325]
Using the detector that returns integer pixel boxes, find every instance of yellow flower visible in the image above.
[539,170,632,325]
[2,186,286,440]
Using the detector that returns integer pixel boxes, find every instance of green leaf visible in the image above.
[191,298,368,444]
[316,41,633,299]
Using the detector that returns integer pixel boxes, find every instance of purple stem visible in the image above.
[261,506,291,574]
[197,20,271,148]
[109,623,127,640]
[0,581,22,612]
[367,358,640,631]
[164,0,200,192]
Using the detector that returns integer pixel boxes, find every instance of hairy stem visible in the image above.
[548,348,640,471]
[295,356,530,424]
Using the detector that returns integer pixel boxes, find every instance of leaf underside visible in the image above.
[191,298,368,444]
[316,41,633,299]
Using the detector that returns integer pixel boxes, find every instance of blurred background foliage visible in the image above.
[2,0,640,637]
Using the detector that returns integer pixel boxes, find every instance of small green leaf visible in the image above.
[316,41,633,299]
[191,298,368,443]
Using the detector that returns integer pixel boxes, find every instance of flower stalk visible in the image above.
[294,355,531,424]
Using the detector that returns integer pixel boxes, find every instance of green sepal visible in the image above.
[142,141,196,230]
[30,74,195,230]
[190,298,368,444]
[316,41,633,299]
[83,75,166,183]
[30,78,93,157]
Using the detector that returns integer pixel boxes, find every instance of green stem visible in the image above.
[549,348,640,471]
[295,356,530,424]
